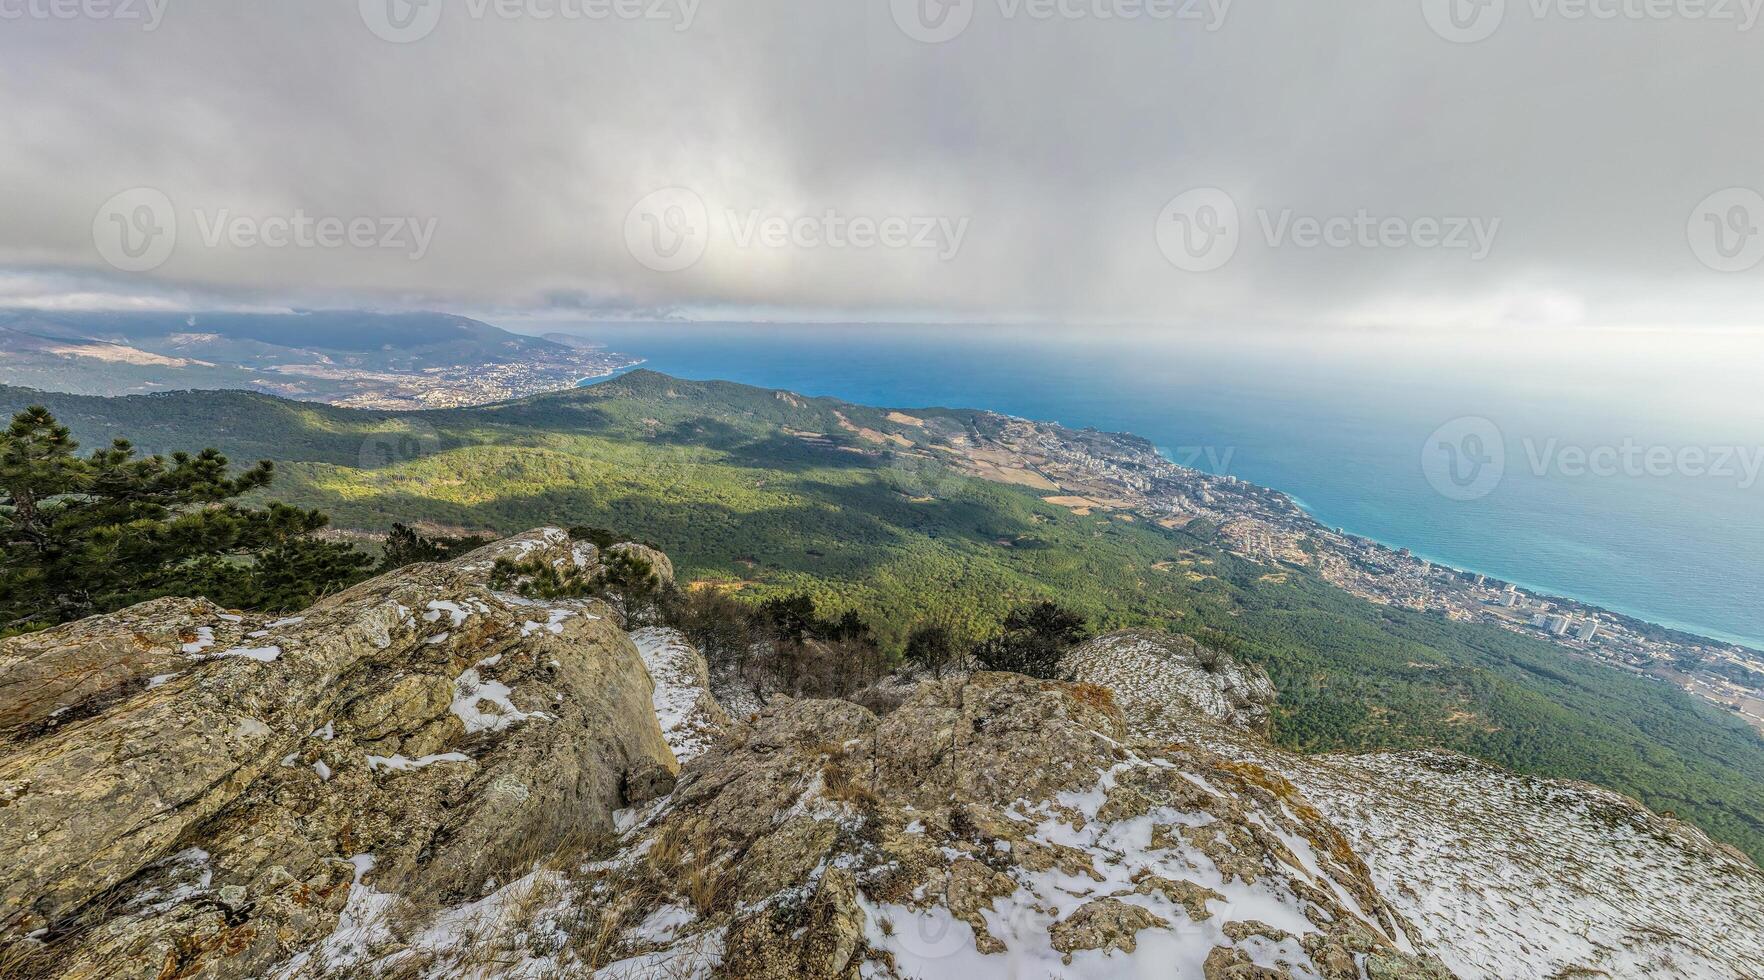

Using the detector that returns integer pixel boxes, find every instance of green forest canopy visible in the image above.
[4,371,1763,862]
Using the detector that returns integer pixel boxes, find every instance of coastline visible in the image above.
[1281,495,1764,655]
[539,322,1764,659]
[564,366,1764,733]
[591,365,1764,659]
[572,359,645,389]
[900,399,1764,734]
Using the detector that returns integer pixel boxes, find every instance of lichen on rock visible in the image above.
[1064,628,1278,737]
[2,529,1756,980]
[0,529,674,979]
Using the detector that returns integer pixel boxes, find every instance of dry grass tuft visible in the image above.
[1067,682,1119,716]
[0,939,55,979]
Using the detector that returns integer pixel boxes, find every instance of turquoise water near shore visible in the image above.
[542,322,1764,651]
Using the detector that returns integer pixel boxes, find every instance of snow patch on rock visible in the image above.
[629,627,731,764]
[451,668,550,734]
[1064,629,1276,736]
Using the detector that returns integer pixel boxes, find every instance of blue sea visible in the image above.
[526,321,1764,651]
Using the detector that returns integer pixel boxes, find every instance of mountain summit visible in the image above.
[1,531,1759,978]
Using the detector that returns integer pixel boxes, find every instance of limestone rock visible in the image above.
[0,529,675,979]
[629,626,732,764]
[1064,628,1278,736]
[1048,898,1167,959]
[1073,642,1764,980]
[0,596,247,734]
[566,673,1448,980]
[1135,873,1226,920]
[5,528,1754,980]
[608,541,674,586]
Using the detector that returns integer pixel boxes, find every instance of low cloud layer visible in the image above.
[2,0,1761,327]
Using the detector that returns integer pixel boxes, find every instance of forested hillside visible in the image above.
[4,371,1763,862]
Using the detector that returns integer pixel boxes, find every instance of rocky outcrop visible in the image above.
[524,673,1452,980]
[1075,667,1764,980]
[1238,744,1764,979]
[1064,628,1278,736]
[0,528,676,979]
[629,626,732,764]
[608,541,674,587]
[4,531,1757,979]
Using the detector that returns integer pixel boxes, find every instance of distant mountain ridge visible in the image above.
[1,309,564,364]
[0,309,635,408]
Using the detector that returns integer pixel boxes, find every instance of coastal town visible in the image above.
[944,414,1764,737]
[0,313,642,411]
[254,346,640,410]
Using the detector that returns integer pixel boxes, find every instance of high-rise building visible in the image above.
[1576,621,1600,643]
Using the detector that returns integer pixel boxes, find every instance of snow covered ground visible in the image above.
[628,627,729,764]
[1267,749,1764,979]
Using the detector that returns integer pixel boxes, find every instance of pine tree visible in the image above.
[378,522,492,572]
[904,621,958,678]
[0,407,373,632]
[972,600,1090,680]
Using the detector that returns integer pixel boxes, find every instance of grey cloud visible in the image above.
[1,0,1760,327]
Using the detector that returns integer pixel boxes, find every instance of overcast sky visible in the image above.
[2,0,1762,329]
